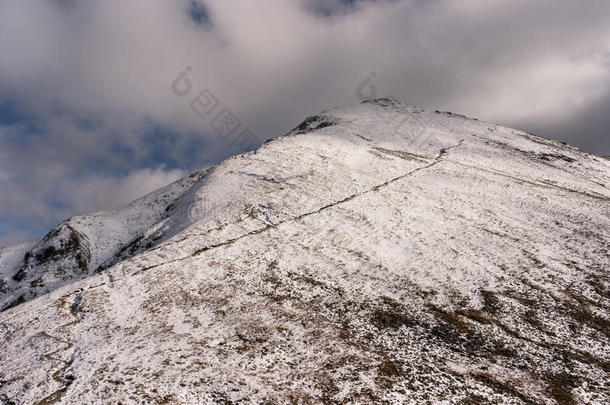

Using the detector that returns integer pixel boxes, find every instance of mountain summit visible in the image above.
[1,100,609,404]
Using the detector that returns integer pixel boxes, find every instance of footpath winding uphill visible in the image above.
[34,295,81,405]
[1,99,609,404]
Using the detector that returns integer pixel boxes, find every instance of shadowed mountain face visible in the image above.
[1,99,609,404]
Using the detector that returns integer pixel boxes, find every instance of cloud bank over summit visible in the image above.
[1,0,609,243]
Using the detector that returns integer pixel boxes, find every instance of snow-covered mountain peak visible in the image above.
[1,101,609,404]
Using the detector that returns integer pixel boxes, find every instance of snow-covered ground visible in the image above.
[0,99,609,404]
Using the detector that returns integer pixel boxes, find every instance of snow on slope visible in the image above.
[0,168,210,311]
[0,99,609,404]
[0,242,36,293]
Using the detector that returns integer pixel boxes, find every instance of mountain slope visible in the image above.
[1,99,609,404]
[0,168,210,311]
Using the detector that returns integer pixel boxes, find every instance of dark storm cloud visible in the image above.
[515,89,610,157]
[0,0,609,244]
[188,1,213,27]
[304,0,376,17]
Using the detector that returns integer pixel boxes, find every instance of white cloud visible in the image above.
[2,0,609,136]
[58,167,187,215]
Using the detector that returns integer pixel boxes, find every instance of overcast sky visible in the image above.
[1,0,609,245]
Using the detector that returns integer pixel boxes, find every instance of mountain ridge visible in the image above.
[0,99,609,404]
